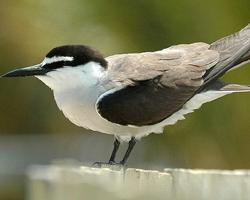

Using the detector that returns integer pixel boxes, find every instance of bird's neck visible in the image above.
[36,62,108,128]
[35,62,106,92]
[36,62,107,111]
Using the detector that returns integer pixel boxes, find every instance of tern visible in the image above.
[1,24,250,165]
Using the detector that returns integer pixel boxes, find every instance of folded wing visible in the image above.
[96,43,219,126]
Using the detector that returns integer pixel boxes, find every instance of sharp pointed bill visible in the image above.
[1,64,49,77]
[1,45,107,78]
[1,57,75,78]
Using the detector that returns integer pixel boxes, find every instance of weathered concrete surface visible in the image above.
[27,164,250,200]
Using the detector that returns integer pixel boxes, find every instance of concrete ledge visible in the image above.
[27,164,250,200]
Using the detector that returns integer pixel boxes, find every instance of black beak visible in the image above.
[1,64,49,77]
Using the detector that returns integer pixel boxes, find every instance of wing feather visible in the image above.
[96,43,220,126]
[106,42,219,87]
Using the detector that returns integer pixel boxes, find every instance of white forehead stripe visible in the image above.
[42,56,74,66]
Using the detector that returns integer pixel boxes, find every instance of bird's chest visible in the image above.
[53,85,102,130]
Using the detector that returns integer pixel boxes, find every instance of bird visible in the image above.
[1,23,250,166]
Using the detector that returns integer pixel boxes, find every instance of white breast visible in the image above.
[36,62,111,130]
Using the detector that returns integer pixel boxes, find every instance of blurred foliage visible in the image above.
[0,0,250,174]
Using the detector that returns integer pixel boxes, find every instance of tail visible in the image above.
[199,80,250,105]
[205,80,250,93]
[203,24,250,85]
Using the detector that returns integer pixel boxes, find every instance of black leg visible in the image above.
[92,138,120,167]
[108,138,120,163]
[120,137,136,165]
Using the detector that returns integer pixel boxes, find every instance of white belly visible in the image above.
[54,85,230,141]
[53,85,155,141]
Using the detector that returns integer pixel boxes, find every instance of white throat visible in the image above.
[35,62,107,129]
[36,61,105,91]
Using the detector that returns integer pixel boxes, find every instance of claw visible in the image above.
[92,161,124,169]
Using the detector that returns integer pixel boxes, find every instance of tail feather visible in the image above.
[203,24,250,85]
[205,80,250,93]
[219,83,250,93]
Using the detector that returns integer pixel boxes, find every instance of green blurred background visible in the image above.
[0,0,250,199]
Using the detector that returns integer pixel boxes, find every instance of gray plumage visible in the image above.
[205,23,250,84]
[97,24,250,126]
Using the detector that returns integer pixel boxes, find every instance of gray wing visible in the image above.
[97,25,250,126]
[106,42,219,87]
[96,43,220,126]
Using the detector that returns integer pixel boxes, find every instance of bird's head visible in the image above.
[1,45,107,89]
